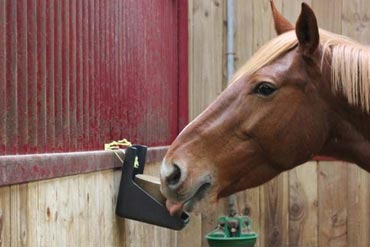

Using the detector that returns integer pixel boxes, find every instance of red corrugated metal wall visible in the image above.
[0,0,186,155]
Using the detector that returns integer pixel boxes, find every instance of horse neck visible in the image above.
[320,63,370,172]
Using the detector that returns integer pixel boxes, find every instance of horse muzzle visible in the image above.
[160,159,213,215]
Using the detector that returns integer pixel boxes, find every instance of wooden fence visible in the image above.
[188,0,370,247]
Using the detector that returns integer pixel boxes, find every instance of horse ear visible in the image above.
[270,0,294,35]
[296,3,319,55]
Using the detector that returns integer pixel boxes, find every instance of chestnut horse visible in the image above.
[160,2,370,215]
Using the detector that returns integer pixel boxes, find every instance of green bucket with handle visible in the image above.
[205,215,258,247]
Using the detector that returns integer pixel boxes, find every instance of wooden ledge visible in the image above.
[0,146,168,186]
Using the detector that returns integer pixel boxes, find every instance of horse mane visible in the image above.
[232,29,370,112]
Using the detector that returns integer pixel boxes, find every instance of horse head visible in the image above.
[160,2,370,215]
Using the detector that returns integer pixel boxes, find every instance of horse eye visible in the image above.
[253,82,277,96]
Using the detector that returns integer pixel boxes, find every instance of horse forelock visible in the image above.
[232,29,370,113]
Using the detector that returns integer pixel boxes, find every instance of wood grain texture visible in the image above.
[342,0,370,44]
[189,0,224,119]
[0,186,10,247]
[38,177,58,247]
[234,0,254,73]
[283,0,312,23]
[252,0,282,50]
[288,162,318,247]
[347,165,370,247]
[26,182,39,247]
[318,161,348,247]
[178,213,202,247]
[260,173,289,247]
[312,0,342,32]
[10,184,29,247]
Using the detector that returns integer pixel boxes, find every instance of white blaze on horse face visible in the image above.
[160,159,174,179]
[160,159,188,188]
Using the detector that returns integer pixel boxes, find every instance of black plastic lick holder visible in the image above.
[115,145,190,230]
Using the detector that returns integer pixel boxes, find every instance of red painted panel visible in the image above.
[0,0,5,154]
[0,0,186,155]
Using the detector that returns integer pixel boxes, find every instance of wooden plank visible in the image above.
[318,161,348,247]
[221,0,227,88]
[38,178,58,247]
[54,176,75,246]
[260,172,289,247]
[252,0,282,50]
[189,0,224,119]
[234,0,254,70]
[347,165,370,247]
[0,186,11,247]
[10,184,29,247]
[85,171,103,246]
[342,0,370,43]
[10,185,27,247]
[112,169,127,246]
[154,225,178,247]
[101,169,117,247]
[341,1,370,246]
[288,162,318,247]
[77,171,89,246]
[177,213,202,247]
[283,0,312,24]
[312,0,342,32]
[26,182,39,247]
[52,177,66,246]
[65,175,80,246]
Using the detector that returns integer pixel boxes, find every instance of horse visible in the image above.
[160,1,370,215]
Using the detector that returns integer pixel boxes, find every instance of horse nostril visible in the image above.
[166,164,182,186]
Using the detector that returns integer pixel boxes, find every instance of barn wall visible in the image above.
[0,0,181,155]
[188,0,370,247]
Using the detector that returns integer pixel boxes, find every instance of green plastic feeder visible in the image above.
[205,215,258,247]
